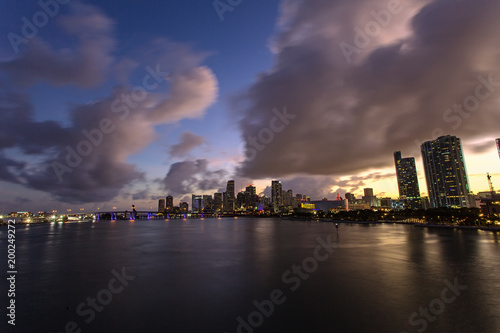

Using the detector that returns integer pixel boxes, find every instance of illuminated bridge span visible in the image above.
[88,211,225,220]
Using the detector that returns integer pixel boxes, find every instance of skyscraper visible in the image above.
[271,180,283,212]
[394,151,421,209]
[158,198,165,214]
[421,135,471,208]
[214,193,223,213]
[192,194,203,213]
[203,195,213,212]
[165,195,173,212]
[245,185,257,210]
[225,180,235,212]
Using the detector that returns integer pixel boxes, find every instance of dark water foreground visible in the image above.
[1,218,499,332]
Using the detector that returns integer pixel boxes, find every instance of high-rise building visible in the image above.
[362,188,378,207]
[180,202,189,212]
[192,194,203,213]
[345,193,356,203]
[214,193,223,213]
[394,151,422,209]
[271,180,283,212]
[158,198,165,214]
[236,192,246,209]
[282,189,293,207]
[225,180,235,212]
[245,185,257,210]
[421,135,471,208]
[165,195,173,212]
[203,195,213,212]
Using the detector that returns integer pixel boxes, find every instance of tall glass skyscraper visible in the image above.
[421,135,471,208]
[225,180,235,212]
[394,151,421,209]
[271,180,282,212]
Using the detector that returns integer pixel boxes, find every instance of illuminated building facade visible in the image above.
[225,180,235,212]
[165,195,173,212]
[421,135,471,208]
[214,193,223,213]
[394,151,422,209]
[271,180,282,212]
[158,198,165,214]
[192,194,203,213]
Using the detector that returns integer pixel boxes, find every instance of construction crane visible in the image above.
[487,173,495,193]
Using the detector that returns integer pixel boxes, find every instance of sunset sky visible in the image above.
[1,0,500,212]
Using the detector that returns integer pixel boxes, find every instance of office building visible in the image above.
[214,193,223,213]
[203,195,213,212]
[245,185,257,210]
[225,180,235,212]
[158,198,165,214]
[421,135,471,208]
[271,180,283,212]
[180,202,189,212]
[394,151,422,209]
[165,195,173,212]
[345,193,356,203]
[192,195,203,213]
[362,188,378,207]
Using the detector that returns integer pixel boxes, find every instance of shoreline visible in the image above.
[329,219,500,232]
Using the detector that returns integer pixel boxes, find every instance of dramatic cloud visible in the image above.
[237,0,500,179]
[0,5,218,204]
[280,172,396,200]
[169,131,205,157]
[162,159,227,196]
[1,2,115,87]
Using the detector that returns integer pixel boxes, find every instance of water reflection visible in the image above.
[4,219,500,333]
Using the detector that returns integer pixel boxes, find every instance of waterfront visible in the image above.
[1,218,499,332]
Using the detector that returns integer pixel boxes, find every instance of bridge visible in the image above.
[61,210,228,221]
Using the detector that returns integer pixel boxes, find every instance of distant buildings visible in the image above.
[394,151,422,209]
[345,193,356,203]
[362,188,378,207]
[421,135,471,208]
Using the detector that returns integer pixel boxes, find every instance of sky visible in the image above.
[1,0,500,213]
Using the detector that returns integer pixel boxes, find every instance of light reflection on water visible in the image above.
[1,218,499,333]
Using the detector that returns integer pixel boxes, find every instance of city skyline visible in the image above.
[1,1,500,213]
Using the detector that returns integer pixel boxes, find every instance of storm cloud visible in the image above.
[237,0,500,179]
[161,159,227,196]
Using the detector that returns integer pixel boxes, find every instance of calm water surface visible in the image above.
[1,218,499,332]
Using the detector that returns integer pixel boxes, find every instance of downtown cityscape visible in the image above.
[2,1,500,333]
[4,135,500,228]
